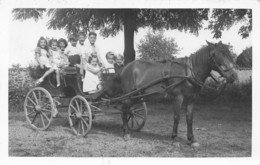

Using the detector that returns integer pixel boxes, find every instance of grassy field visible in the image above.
[9,101,251,157]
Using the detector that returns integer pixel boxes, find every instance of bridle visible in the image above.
[187,47,235,93]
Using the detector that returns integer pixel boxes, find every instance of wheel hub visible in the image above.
[35,105,41,112]
[76,112,82,118]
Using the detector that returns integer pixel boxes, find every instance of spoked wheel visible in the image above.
[68,95,92,137]
[24,87,55,131]
[126,102,147,131]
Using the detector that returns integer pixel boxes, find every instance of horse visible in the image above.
[119,41,238,147]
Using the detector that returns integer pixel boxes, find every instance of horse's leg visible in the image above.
[171,94,184,140]
[121,99,132,139]
[185,102,200,147]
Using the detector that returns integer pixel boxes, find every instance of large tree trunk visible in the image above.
[123,10,136,65]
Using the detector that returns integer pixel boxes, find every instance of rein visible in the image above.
[187,49,228,93]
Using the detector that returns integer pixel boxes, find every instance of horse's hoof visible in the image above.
[191,142,200,148]
[123,134,131,141]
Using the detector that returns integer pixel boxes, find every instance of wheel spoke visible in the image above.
[81,114,90,117]
[41,112,50,122]
[79,101,83,113]
[77,120,81,134]
[40,113,46,127]
[75,100,80,112]
[41,102,50,108]
[127,114,131,122]
[70,104,78,113]
[32,91,39,104]
[31,113,38,124]
[27,97,37,106]
[131,116,134,128]
[41,108,52,113]
[38,90,41,103]
[132,112,144,119]
[26,105,34,109]
[81,118,89,129]
[81,120,85,135]
[131,108,144,113]
[133,116,140,127]
[27,111,36,117]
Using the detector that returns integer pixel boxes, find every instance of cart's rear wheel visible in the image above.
[126,102,147,131]
[68,95,92,137]
[24,87,55,131]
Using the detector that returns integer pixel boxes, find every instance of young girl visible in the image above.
[105,51,116,73]
[83,56,101,93]
[49,39,61,87]
[35,37,56,85]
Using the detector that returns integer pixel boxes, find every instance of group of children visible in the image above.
[34,32,124,94]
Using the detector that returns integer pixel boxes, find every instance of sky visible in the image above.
[9,11,252,67]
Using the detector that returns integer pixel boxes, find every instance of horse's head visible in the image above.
[206,41,238,83]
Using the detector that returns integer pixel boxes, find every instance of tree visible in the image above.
[137,30,179,61]
[236,47,252,68]
[208,9,252,39]
[12,8,252,65]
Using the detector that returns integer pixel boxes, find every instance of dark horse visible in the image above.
[119,41,237,147]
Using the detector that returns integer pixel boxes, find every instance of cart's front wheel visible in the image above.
[24,87,55,131]
[126,102,147,131]
[68,95,92,137]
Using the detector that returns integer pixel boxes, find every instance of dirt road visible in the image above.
[9,101,251,157]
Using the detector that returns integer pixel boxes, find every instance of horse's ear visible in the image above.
[206,40,214,47]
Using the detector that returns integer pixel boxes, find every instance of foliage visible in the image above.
[28,64,48,80]
[208,9,252,39]
[199,79,252,103]
[137,30,179,61]
[9,65,35,111]
[12,9,251,39]
[236,47,252,68]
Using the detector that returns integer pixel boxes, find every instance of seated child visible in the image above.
[58,38,69,66]
[35,37,55,85]
[104,51,116,73]
[64,35,81,67]
[114,54,124,74]
[48,39,61,87]
[83,56,101,93]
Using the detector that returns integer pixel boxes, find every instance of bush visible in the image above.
[9,64,35,111]
[199,79,252,104]
[137,30,179,61]
[28,64,48,80]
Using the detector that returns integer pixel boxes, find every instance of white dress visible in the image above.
[83,64,101,93]
[50,49,61,69]
[35,47,52,68]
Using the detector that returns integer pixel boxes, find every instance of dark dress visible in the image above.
[114,63,124,75]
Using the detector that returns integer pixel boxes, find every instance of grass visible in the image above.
[9,101,251,157]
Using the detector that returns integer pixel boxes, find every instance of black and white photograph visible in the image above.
[1,0,260,164]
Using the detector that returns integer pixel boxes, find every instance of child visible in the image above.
[35,37,55,85]
[83,56,101,93]
[58,38,69,66]
[48,39,61,87]
[105,51,116,73]
[58,38,68,53]
[114,54,124,74]
[64,35,81,67]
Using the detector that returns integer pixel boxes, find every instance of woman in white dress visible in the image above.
[83,56,101,93]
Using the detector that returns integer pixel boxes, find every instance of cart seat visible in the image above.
[63,66,79,75]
